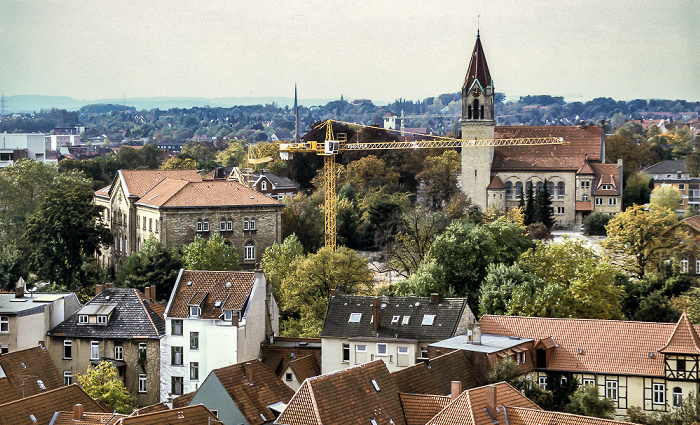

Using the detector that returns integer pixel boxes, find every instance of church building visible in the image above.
[460,33,622,228]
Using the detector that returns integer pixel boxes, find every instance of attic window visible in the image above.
[214,301,223,308]
[422,314,436,326]
[371,420,378,425]
[37,380,46,390]
[402,316,410,325]
[78,315,88,324]
[187,281,193,286]
[225,282,232,288]
[391,315,400,324]
[189,306,200,317]
[371,379,380,392]
[224,310,233,321]
[349,313,362,323]
[29,414,37,423]
[97,315,107,324]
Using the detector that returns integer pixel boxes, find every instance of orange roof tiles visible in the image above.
[400,393,451,425]
[95,185,110,198]
[479,315,693,376]
[683,215,700,233]
[118,169,202,198]
[50,411,126,424]
[487,175,505,189]
[659,311,700,354]
[289,355,321,383]
[167,270,256,319]
[260,337,322,377]
[575,201,593,211]
[503,406,637,425]
[172,391,196,409]
[120,404,219,424]
[0,384,107,425]
[0,346,63,400]
[137,179,282,208]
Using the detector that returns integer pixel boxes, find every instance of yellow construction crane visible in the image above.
[279,119,564,249]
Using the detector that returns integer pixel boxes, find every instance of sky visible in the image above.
[1,0,699,104]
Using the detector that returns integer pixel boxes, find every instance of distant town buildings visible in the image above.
[0,133,46,167]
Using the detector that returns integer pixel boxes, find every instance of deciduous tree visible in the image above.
[650,186,682,212]
[182,234,241,271]
[261,234,304,306]
[78,361,135,414]
[417,150,461,210]
[160,157,199,170]
[565,385,616,419]
[117,236,183,300]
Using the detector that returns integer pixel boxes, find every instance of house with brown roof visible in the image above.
[94,169,283,271]
[477,313,700,418]
[50,404,218,425]
[460,34,622,228]
[160,269,279,401]
[46,284,165,407]
[391,350,481,396]
[0,346,63,402]
[187,359,294,425]
[0,384,107,425]
[260,337,321,391]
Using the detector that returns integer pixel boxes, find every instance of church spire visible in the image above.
[463,33,492,93]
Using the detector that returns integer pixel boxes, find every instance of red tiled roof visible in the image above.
[577,161,595,175]
[479,315,695,376]
[463,35,492,92]
[0,384,107,425]
[487,175,505,189]
[427,351,481,395]
[0,346,63,400]
[120,405,219,424]
[260,338,321,377]
[575,201,593,211]
[94,185,111,198]
[50,411,126,424]
[137,179,282,208]
[659,311,700,354]
[289,355,321,383]
[591,163,620,195]
[166,270,257,319]
[118,169,202,198]
[400,393,451,425]
[503,406,636,425]
[172,391,196,409]
[392,363,440,395]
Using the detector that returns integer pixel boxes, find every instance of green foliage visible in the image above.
[583,212,612,236]
[650,186,682,212]
[216,140,247,167]
[565,385,616,419]
[647,391,700,425]
[261,234,305,307]
[182,234,241,271]
[281,192,324,253]
[78,361,135,414]
[623,172,653,208]
[417,150,461,210]
[181,141,218,172]
[532,180,555,229]
[337,184,362,249]
[160,156,199,170]
[487,357,521,384]
[480,263,540,315]
[0,244,23,291]
[117,236,183,300]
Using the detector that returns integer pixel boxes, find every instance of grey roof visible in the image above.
[79,304,117,316]
[643,159,687,174]
[48,288,165,339]
[0,293,73,316]
[430,333,534,354]
[320,294,470,341]
[253,171,297,190]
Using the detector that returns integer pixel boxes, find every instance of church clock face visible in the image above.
[472,87,481,97]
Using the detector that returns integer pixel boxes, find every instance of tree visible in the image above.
[0,244,23,291]
[117,236,183,300]
[160,156,199,170]
[417,150,461,210]
[24,182,112,288]
[565,385,616,419]
[602,205,689,279]
[182,234,241,271]
[532,180,554,229]
[279,246,374,337]
[650,186,682,212]
[479,263,542,315]
[624,172,654,208]
[261,234,304,306]
[78,361,135,414]
[345,155,399,192]
[216,140,247,167]
[648,390,700,425]
[583,212,612,236]
[524,184,535,225]
[281,192,324,253]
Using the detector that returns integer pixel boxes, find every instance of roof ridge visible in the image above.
[480,314,680,326]
[306,379,323,425]
[135,289,161,336]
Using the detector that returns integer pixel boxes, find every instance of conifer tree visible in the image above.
[524,183,535,225]
[533,179,555,229]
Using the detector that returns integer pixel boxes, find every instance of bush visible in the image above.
[583,212,612,236]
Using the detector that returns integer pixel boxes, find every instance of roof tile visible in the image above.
[167,270,257,319]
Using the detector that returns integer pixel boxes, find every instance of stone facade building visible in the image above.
[94,169,284,271]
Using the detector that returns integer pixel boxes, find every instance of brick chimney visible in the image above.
[105,283,114,290]
[430,293,439,302]
[451,381,462,400]
[245,362,254,385]
[485,385,497,420]
[373,298,380,333]
[144,286,151,301]
[150,285,156,301]
[580,120,587,129]
[95,284,104,296]
[330,288,337,297]
[73,404,84,420]
[231,312,239,327]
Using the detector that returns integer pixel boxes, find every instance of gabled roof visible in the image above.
[659,311,700,354]
[591,162,620,195]
[276,360,406,425]
[576,158,595,175]
[120,405,219,424]
[643,159,687,174]
[252,171,298,190]
[503,406,637,425]
[426,382,539,425]
[172,392,196,409]
[424,351,481,395]
[136,179,283,208]
[0,346,63,400]
[682,214,700,233]
[49,411,126,424]
[48,288,164,339]
[166,270,257,319]
[399,393,451,425]
[463,34,492,92]
[0,384,107,425]
[261,337,322,378]
[116,169,202,198]
[288,355,321,383]
[320,294,472,341]
[479,315,700,376]
[206,360,294,425]
[392,362,440,395]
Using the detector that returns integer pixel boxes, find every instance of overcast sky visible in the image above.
[1,0,698,104]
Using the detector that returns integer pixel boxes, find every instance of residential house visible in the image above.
[460,34,622,227]
[0,384,107,425]
[280,355,321,392]
[94,169,284,271]
[0,133,47,166]
[50,404,218,425]
[0,280,81,354]
[205,167,298,200]
[319,293,474,374]
[678,214,700,275]
[46,284,165,406]
[270,132,293,142]
[260,337,321,389]
[46,126,83,151]
[643,160,699,212]
[391,350,481,396]
[188,359,294,425]
[0,346,64,401]
[478,313,700,417]
[160,269,279,401]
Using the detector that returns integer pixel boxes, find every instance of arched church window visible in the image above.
[558,182,565,197]
[547,181,554,195]
[468,105,472,119]
[536,182,544,193]
[505,182,512,197]
[526,181,533,195]
[473,99,480,119]
[480,105,485,119]
[515,182,523,197]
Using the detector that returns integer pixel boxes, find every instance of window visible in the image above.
[602,184,612,190]
[64,340,72,359]
[678,359,686,372]
[608,197,617,206]
[172,377,183,395]
[138,374,147,393]
[526,181,533,193]
[653,383,666,405]
[97,315,107,324]
[286,372,293,381]
[224,310,233,321]
[189,305,200,317]
[398,346,409,355]
[682,259,689,273]
[0,345,8,354]
[377,343,388,356]
[556,207,565,214]
[422,314,436,326]
[581,181,590,189]
[197,221,203,232]
[220,220,226,231]
[343,343,350,362]
[673,387,683,408]
[139,343,147,361]
[143,216,146,230]
[561,376,568,385]
[115,344,123,361]
[64,371,72,385]
[391,315,400,324]
[261,181,267,191]
[583,378,595,387]
[356,345,367,352]
[90,341,100,360]
[250,219,256,230]
[202,220,209,231]
[172,346,183,365]
[172,319,183,336]
[245,242,255,261]
[420,346,429,358]
[227,220,233,231]
[515,181,523,197]
[536,182,543,193]
[0,316,8,333]
[349,313,362,323]
[505,181,513,197]
[78,315,88,324]
[538,376,547,390]
[190,362,199,380]
[595,197,604,206]
[547,181,554,195]
[243,219,249,231]
[190,332,199,350]
[605,381,618,400]
[557,181,565,197]
[402,316,410,325]
[679,184,686,191]
[149,218,152,232]
[582,194,589,201]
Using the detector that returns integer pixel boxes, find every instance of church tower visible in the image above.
[461,32,495,210]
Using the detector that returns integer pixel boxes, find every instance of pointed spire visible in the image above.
[464,33,492,92]
[659,311,700,354]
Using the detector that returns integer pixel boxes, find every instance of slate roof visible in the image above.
[479,315,700,377]
[492,125,603,171]
[399,393,451,425]
[425,382,539,425]
[116,169,202,198]
[166,270,257,319]
[48,288,164,339]
[0,384,107,425]
[0,346,63,400]
[463,35,492,92]
[503,406,637,425]
[261,337,322,377]
[253,171,298,190]
[276,360,406,425]
[289,355,321,383]
[206,360,294,425]
[320,294,471,341]
[643,159,687,174]
[391,350,481,396]
[136,179,283,208]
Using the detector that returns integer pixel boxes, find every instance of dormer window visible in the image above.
[224,310,233,321]
[78,315,88,324]
[349,313,362,323]
[214,301,222,309]
[422,314,436,326]
[97,315,107,325]
[601,184,612,191]
[261,181,267,191]
[189,306,200,317]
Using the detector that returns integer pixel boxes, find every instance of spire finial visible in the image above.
[477,15,480,38]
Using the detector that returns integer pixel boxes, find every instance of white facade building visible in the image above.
[0,133,46,167]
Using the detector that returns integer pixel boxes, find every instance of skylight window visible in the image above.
[37,380,46,390]
[422,314,436,326]
[349,313,362,323]
[371,379,380,391]
[402,316,410,325]
[391,315,400,324]
[214,301,223,308]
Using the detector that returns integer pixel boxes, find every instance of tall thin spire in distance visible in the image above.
[294,84,300,144]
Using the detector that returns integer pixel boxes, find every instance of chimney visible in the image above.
[15,277,25,298]
[95,284,104,296]
[468,323,482,344]
[451,381,462,400]
[373,298,380,333]
[245,362,254,385]
[330,289,337,297]
[600,119,606,163]
[150,285,156,302]
[580,120,586,129]
[105,283,114,290]
[485,385,497,420]
[430,293,439,302]
[231,311,239,327]
[73,404,84,420]
[144,286,151,301]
